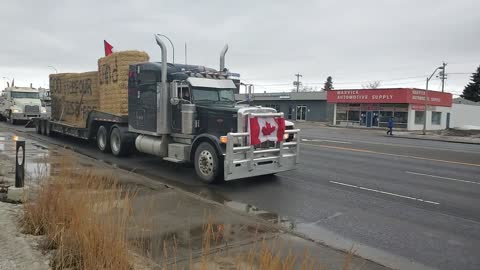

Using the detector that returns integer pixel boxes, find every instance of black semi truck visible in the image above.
[32,35,300,183]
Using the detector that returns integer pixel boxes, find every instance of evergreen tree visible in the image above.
[461,65,480,102]
[323,76,333,91]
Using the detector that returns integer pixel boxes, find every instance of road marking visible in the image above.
[302,138,352,144]
[329,180,440,205]
[301,142,480,167]
[405,171,480,185]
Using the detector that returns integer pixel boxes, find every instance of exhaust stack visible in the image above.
[154,34,170,135]
[220,44,229,71]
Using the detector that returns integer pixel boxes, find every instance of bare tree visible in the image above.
[362,81,381,89]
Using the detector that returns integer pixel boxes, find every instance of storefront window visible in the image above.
[431,112,442,125]
[379,111,393,127]
[394,111,408,128]
[348,111,360,122]
[415,111,425,125]
[337,111,347,121]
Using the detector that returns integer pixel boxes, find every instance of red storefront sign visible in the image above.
[327,88,452,107]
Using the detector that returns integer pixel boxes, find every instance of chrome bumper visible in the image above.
[11,112,43,120]
[224,128,300,181]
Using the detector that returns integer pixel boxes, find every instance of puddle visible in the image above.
[0,132,102,182]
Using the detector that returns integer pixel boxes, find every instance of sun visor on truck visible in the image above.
[187,77,236,89]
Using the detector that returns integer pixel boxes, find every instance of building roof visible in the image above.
[453,97,480,106]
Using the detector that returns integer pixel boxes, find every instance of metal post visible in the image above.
[423,79,428,135]
[15,139,25,188]
[422,65,444,135]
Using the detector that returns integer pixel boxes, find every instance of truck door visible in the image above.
[171,84,190,133]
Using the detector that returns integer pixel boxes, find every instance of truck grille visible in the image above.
[24,105,40,114]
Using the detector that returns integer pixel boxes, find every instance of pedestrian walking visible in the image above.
[387,117,394,136]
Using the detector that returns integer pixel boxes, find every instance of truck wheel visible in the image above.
[8,112,16,125]
[97,125,111,153]
[41,120,47,135]
[110,127,133,157]
[45,121,53,137]
[35,121,42,134]
[194,142,222,184]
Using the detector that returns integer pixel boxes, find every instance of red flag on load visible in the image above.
[249,116,286,145]
[104,40,113,56]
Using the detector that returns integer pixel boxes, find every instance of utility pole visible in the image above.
[294,73,302,92]
[440,62,447,92]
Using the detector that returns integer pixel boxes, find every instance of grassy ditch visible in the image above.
[19,155,359,270]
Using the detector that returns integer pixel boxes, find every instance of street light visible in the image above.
[156,33,175,64]
[48,65,58,74]
[423,65,444,135]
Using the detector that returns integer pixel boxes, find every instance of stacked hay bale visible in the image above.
[98,51,149,115]
[49,72,99,127]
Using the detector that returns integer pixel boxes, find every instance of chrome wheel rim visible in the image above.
[198,150,214,176]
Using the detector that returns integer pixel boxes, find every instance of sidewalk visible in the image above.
[393,131,480,145]
[0,130,390,269]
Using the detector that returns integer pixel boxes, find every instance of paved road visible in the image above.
[2,122,480,270]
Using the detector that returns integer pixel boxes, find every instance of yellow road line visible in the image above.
[301,142,480,167]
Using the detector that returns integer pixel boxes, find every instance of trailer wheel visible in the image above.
[110,127,133,157]
[194,142,222,184]
[96,125,111,153]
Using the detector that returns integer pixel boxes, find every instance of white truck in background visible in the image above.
[0,87,47,124]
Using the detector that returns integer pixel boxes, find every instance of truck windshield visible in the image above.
[192,88,235,104]
[11,92,40,99]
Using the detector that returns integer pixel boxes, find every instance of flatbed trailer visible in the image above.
[29,110,136,156]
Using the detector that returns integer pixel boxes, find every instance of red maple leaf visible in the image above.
[261,121,276,136]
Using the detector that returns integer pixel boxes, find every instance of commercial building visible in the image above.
[327,88,452,130]
[450,98,480,129]
[236,92,333,122]
[236,88,454,131]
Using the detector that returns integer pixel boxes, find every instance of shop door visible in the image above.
[296,105,307,121]
[446,113,450,129]
[366,111,373,127]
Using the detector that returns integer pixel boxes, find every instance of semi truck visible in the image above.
[0,86,47,124]
[31,35,300,183]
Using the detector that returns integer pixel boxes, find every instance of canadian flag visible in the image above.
[249,117,286,145]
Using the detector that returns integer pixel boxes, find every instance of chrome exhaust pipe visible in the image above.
[154,34,170,135]
[220,44,229,71]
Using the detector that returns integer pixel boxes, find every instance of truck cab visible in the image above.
[0,87,47,124]
[127,59,299,183]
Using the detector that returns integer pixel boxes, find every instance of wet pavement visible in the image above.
[0,127,389,269]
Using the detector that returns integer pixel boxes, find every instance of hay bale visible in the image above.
[98,51,149,115]
[50,72,99,128]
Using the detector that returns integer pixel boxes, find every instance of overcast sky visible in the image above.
[1,0,479,96]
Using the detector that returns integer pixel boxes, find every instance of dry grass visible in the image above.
[21,156,135,270]
[20,155,359,270]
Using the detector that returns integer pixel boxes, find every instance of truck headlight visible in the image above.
[284,133,289,140]
[12,109,21,113]
[41,107,47,113]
